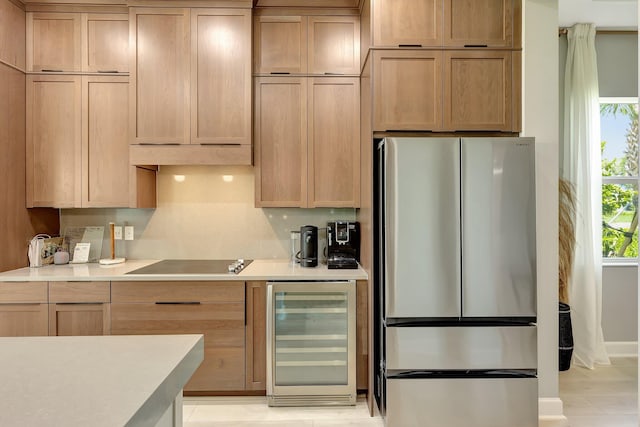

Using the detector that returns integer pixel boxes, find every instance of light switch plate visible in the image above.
[124,226,134,241]
[114,226,123,240]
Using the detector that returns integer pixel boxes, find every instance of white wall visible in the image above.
[60,166,355,261]
[523,0,561,418]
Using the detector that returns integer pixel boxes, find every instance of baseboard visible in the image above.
[605,341,638,357]
[538,397,565,418]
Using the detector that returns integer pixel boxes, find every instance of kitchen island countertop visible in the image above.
[0,334,203,427]
[0,259,367,281]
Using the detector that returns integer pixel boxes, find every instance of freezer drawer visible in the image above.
[386,377,538,427]
[386,326,537,370]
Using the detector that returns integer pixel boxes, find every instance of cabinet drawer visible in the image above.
[0,282,48,303]
[49,281,110,303]
[111,302,245,391]
[111,281,244,303]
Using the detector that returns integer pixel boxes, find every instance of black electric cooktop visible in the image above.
[126,259,252,275]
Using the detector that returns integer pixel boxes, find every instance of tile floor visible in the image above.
[183,396,383,427]
[183,359,639,427]
[559,357,638,427]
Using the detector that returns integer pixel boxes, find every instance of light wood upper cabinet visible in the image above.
[372,50,443,132]
[254,14,359,75]
[130,8,190,145]
[27,13,81,72]
[254,77,360,208]
[191,9,251,146]
[308,16,359,75]
[82,14,128,73]
[372,0,442,47]
[308,77,360,207]
[254,77,307,207]
[0,282,48,337]
[444,0,513,47]
[26,74,82,208]
[254,15,307,74]
[368,0,518,48]
[48,281,110,336]
[82,76,130,207]
[443,50,512,131]
[0,0,26,69]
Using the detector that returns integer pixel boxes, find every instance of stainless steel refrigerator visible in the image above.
[374,137,538,427]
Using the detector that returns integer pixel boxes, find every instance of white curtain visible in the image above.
[562,23,609,368]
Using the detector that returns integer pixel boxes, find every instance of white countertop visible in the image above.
[0,334,203,427]
[0,259,367,281]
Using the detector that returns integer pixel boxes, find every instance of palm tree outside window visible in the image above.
[600,98,639,260]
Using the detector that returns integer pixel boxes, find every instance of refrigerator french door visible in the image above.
[375,137,538,427]
[266,281,356,406]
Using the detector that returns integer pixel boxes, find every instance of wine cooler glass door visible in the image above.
[267,281,356,404]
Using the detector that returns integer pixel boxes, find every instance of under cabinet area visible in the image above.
[110,281,246,392]
[48,281,110,336]
[0,282,48,337]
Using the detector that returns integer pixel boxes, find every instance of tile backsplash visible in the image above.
[60,166,355,261]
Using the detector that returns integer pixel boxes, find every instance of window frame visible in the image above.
[599,96,639,265]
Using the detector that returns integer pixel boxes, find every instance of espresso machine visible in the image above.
[327,221,360,269]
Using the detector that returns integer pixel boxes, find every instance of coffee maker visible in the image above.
[327,221,360,269]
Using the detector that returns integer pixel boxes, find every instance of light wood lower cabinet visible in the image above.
[0,282,48,337]
[48,281,110,336]
[245,281,267,390]
[110,281,245,392]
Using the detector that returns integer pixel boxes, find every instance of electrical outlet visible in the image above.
[114,226,123,240]
[124,226,134,241]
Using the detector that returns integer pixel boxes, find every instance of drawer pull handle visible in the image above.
[464,44,488,48]
[154,301,201,305]
[97,70,119,73]
[398,44,422,48]
[270,72,291,75]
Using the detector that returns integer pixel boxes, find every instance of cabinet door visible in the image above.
[26,75,82,208]
[0,0,26,69]
[372,50,443,132]
[443,50,512,131]
[444,0,513,47]
[246,281,267,391]
[253,15,307,74]
[130,8,190,145]
[254,77,307,207]
[308,77,360,208]
[49,304,110,336]
[372,0,441,47]
[190,9,251,146]
[308,16,359,75]
[82,76,129,207]
[27,12,81,72]
[82,13,128,73]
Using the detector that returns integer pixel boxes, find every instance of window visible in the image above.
[600,98,638,261]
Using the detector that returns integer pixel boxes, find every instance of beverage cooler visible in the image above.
[266,281,356,406]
